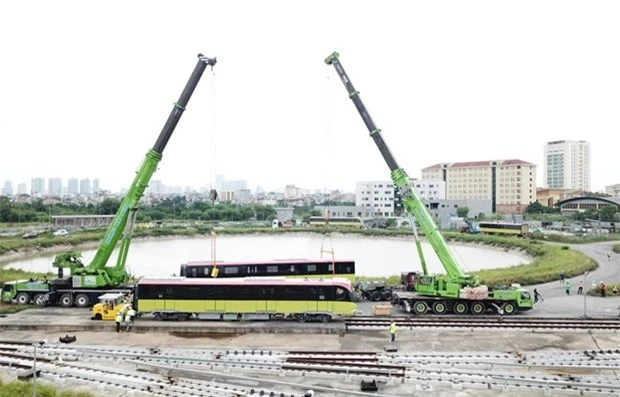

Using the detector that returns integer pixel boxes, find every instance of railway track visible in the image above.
[1,342,619,396]
[345,316,620,330]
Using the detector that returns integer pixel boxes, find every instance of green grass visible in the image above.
[0,378,96,396]
[0,302,33,315]
[613,244,620,254]
[0,268,54,284]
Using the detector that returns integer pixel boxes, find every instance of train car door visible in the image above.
[164,287,176,310]
[317,287,329,312]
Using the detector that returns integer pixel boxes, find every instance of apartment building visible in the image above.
[356,179,446,217]
[543,140,590,191]
[421,159,537,214]
[605,184,620,198]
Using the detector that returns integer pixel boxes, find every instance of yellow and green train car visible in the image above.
[135,277,358,322]
[478,222,529,237]
[180,259,356,282]
[308,216,364,229]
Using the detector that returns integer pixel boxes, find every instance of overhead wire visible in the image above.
[208,68,219,278]
[320,73,335,275]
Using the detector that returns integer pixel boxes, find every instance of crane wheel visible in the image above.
[59,294,74,308]
[75,294,89,308]
[432,301,447,315]
[470,302,486,315]
[33,294,45,307]
[453,302,468,315]
[16,293,30,305]
[501,302,516,315]
[412,301,428,315]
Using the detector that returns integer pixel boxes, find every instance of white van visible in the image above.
[272,219,281,229]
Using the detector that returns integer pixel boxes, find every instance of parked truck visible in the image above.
[1,54,217,307]
[325,52,533,315]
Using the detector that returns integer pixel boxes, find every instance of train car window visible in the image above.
[204,266,211,276]
[335,287,346,301]
[224,266,238,275]
[328,264,334,272]
[191,268,197,277]
[307,264,317,273]
[318,287,327,300]
[267,266,278,273]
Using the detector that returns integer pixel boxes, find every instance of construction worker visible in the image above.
[127,306,136,322]
[115,312,123,333]
[125,307,135,332]
[389,321,397,343]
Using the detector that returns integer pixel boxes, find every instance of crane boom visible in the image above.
[325,51,475,286]
[55,54,217,288]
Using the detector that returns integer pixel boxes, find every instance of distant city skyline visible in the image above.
[2,2,620,199]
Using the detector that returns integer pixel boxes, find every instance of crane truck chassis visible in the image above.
[1,54,217,307]
[325,51,534,315]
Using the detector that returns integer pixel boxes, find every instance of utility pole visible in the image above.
[583,271,589,318]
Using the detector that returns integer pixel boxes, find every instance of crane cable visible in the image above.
[320,73,335,275]
[208,68,219,278]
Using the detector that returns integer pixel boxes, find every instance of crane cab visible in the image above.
[91,292,130,321]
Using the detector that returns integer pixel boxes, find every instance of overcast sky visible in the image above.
[1,0,619,193]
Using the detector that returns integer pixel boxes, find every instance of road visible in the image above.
[528,241,620,317]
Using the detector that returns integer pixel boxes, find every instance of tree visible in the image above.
[599,205,618,222]
[456,206,470,218]
[98,198,121,215]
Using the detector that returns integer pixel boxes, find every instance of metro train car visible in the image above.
[179,258,356,281]
[134,276,358,322]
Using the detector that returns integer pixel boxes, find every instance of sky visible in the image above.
[1,0,619,194]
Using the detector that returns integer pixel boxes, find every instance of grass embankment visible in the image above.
[613,244,620,254]
[0,377,95,397]
[359,234,597,287]
[0,225,611,289]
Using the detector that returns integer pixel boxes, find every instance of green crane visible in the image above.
[325,51,533,315]
[53,54,217,289]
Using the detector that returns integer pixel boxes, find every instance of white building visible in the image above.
[17,183,27,195]
[1,181,13,196]
[421,159,537,214]
[79,178,91,195]
[356,181,396,217]
[67,178,79,195]
[284,185,302,199]
[543,140,590,191]
[48,178,63,197]
[31,178,45,195]
[605,183,620,198]
[355,179,445,217]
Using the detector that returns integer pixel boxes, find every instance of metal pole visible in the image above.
[583,271,588,318]
[32,344,37,397]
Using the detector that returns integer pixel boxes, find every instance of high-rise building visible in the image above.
[48,178,63,197]
[543,140,590,191]
[67,178,79,195]
[17,183,27,195]
[31,178,45,195]
[93,178,100,193]
[79,178,91,195]
[1,181,13,196]
[421,159,536,214]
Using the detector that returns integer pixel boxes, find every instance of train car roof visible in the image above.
[137,276,353,289]
[183,258,356,266]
